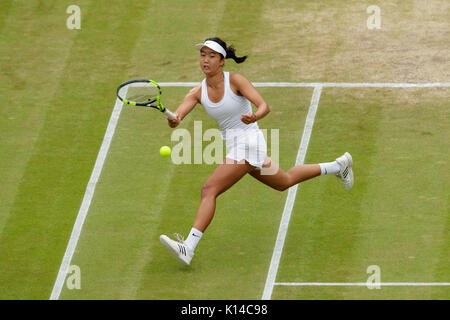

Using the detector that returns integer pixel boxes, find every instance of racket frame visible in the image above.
[116,79,176,118]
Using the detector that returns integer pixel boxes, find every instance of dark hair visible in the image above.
[205,37,247,64]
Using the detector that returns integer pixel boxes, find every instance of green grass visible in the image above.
[0,0,448,299]
[60,87,313,299]
[274,88,449,299]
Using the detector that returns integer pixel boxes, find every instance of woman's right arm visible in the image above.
[167,84,201,128]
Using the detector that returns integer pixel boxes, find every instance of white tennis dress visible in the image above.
[200,72,267,168]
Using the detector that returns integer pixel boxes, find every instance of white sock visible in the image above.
[319,161,340,175]
[184,228,203,251]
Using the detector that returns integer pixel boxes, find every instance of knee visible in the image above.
[201,182,219,199]
[274,174,293,192]
[274,184,289,192]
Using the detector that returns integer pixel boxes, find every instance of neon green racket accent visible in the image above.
[156,96,165,111]
[123,98,136,106]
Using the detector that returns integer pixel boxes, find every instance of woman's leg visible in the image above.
[249,157,321,191]
[193,158,254,232]
[160,158,254,265]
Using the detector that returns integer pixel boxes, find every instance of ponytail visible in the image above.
[205,37,248,64]
[225,45,247,64]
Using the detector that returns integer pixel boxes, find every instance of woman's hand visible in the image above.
[241,113,257,124]
[168,113,181,128]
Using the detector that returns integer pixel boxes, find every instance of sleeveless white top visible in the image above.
[200,72,259,141]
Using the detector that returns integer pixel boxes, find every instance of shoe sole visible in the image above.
[337,152,354,190]
[160,235,191,266]
[344,152,353,168]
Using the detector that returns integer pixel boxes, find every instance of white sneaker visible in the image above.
[335,152,354,190]
[160,234,194,266]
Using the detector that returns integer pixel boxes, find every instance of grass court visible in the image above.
[0,0,448,299]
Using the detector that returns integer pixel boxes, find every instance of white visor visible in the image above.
[195,40,227,58]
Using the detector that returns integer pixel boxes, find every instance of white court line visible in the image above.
[157,82,450,88]
[261,85,323,300]
[275,282,450,286]
[49,95,126,300]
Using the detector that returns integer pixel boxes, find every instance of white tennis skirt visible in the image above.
[223,128,267,169]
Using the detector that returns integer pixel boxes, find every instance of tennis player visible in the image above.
[160,37,354,266]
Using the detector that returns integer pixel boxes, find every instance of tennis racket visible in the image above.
[116,79,176,119]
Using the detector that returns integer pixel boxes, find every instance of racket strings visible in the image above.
[118,83,160,104]
[127,92,157,103]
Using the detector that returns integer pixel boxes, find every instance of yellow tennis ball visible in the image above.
[159,146,171,157]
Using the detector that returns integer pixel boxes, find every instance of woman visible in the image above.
[160,37,354,266]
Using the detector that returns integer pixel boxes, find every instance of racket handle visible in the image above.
[163,108,177,119]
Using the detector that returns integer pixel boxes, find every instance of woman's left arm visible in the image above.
[231,73,270,124]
